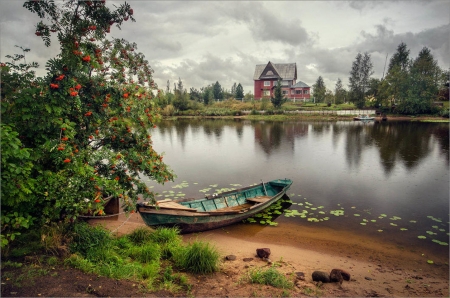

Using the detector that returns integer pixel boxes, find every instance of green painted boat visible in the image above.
[136,178,292,233]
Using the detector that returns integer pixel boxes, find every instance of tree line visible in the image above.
[155,79,252,111]
[312,43,449,114]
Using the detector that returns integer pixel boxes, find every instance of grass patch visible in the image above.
[176,239,220,274]
[127,227,153,245]
[247,266,294,289]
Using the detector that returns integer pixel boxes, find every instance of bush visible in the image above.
[177,240,220,274]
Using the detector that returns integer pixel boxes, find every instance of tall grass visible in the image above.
[176,240,220,274]
[127,227,152,245]
[62,225,221,294]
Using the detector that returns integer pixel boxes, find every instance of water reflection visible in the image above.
[149,119,448,255]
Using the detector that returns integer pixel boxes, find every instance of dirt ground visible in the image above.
[2,213,449,297]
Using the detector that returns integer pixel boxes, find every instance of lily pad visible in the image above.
[427,260,434,264]
[400,228,408,231]
[418,235,426,239]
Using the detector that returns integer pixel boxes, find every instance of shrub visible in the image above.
[177,240,220,274]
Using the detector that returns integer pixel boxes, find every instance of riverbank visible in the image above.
[88,214,449,297]
[2,213,448,297]
[164,113,449,122]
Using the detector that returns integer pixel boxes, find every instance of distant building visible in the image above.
[253,61,310,101]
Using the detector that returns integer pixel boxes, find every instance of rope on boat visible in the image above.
[261,179,268,196]
[78,211,127,218]
[110,214,132,234]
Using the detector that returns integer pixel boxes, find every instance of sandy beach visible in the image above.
[89,213,449,297]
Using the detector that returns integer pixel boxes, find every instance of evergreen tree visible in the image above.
[176,77,184,94]
[213,81,223,101]
[202,86,213,105]
[334,78,346,104]
[231,82,237,97]
[349,52,373,108]
[235,83,244,100]
[312,76,326,103]
[383,42,411,106]
[271,79,286,108]
[398,47,442,114]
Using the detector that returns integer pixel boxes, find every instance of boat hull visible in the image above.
[137,179,292,233]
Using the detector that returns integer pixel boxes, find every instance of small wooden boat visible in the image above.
[137,178,293,233]
[353,114,375,121]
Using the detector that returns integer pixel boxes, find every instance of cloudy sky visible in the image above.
[1,1,449,94]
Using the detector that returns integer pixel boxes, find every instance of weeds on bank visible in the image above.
[64,223,219,293]
[246,265,294,289]
[2,223,219,295]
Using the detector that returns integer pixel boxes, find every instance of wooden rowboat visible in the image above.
[136,178,293,233]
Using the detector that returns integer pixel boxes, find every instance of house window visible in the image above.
[263,90,270,96]
[281,80,289,86]
[303,90,309,94]
[291,90,295,95]
[296,90,302,94]
[282,90,288,95]
[264,81,270,86]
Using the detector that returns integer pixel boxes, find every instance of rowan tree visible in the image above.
[1,0,175,246]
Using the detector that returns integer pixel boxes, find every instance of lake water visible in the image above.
[144,119,449,258]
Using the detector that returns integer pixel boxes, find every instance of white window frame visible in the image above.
[263,90,270,96]
[304,90,309,94]
[264,81,270,86]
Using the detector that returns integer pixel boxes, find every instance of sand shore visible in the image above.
[89,213,449,297]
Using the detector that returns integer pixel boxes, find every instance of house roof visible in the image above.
[253,62,297,81]
[292,80,310,88]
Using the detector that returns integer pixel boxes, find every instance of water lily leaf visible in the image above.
[354,214,360,217]
[390,223,397,226]
[360,223,367,225]
[410,220,417,223]
[400,228,408,231]
[260,221,266,225]
[418,235,426,239]
[377,229,383,232]
[427,260,434,264]
[390,216,401,221]
[371,220,376,222]
[426,231,437,235]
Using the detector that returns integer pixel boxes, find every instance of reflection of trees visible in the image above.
[345,125,370,168]
[254,121,308,156]
[430,124,449,164]
[370,122,444,174]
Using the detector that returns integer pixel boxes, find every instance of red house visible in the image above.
[253,61,310,101]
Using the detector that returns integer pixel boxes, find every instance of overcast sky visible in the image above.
[1,1,449,94]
